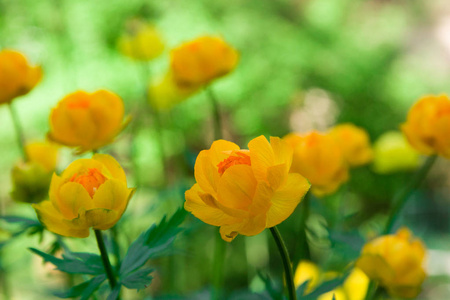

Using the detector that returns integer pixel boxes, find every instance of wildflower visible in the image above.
[402,94,450,158]
[170,36,238,89]
[184,136,310,242]
[48,90,127,153]
[32,154,135,238]
[284,131,348,196]
[0,49,42,104]
[117,19,164,61]
[356,228,426,298]
[329,124,373,167]
[372,131,420,174]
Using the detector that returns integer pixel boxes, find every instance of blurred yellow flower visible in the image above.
[283,131,349,196]
[117,19,164,61]
[32,154,135,238]
[48,90,127,153]
[11,141,59,204]
[329,124,373,167]
[356,227,426,298]
[0,49,42,104]
[372,131,420,174]
[170,36,238,89]
[402,94,450,158]
[148,71,199,111]
[294,260,368,300]
[184,135,310,242]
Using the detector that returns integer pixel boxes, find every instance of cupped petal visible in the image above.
[270,136,293,171]
[194,153,221,196]
[267,163,288,190]
[71,208,120,230]
[184,184,240,226]
[32,200,90,238]
[248,135,275,182]
[266,173,310,228]
[49,173,63,207]
[219,213,267,242]
[59,158,104,181]
[92,179,130,212]
[356,254,396,284]
[93,154,127,183]
[217,164,257,210]
[89,90,124,142]
[57,182,95,219]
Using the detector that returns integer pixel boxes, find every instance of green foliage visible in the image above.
[53,275,106,299]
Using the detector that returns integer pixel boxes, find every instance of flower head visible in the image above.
[284,131,349,196]
[184,136,310,242]
[329,124,373,167]
[170,36,238,89]
[356,228,426,298]
[0,50,42,104]
[48,90,127,153]
[372,131,420,174]
[117,19,165,61]
[402,94,450,158]
[32,154,135,238]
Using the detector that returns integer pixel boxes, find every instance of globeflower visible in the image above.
[329,124,373,167]
[356,228,426,298]
[32,154,135,238]
[117,19,165,61]
[170,36,239,89]
[402,94,450,158]
[0,49,42,104]
[372,131,420,174]
[184,135,310,242]
[283,131,349,196]
[48,90,127,153]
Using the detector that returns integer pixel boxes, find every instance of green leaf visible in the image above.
[257,271,283,300]
[120,268,154,289]
[301,274,349,300]
[119,208,186,277]
[296,279,311,298]
[53,274,106,299]
[107,285,121,300]
[30,248,104,275]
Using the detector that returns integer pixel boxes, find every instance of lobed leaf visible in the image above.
[53,274,106,299]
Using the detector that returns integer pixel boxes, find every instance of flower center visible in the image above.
[70,168,107,197]
[67,98,90,109]
[217,152,251,176]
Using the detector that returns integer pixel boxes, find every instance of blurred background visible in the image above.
[1,0,450,299]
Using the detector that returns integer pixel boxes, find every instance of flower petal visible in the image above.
[248,135,274,182]
[57,182,95,219]
[93,154,127,183]
[217,164,257,210]
[71,208,120,230]
[92,179,130,212]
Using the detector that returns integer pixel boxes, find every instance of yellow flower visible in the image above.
[329,124,373,167]
[356,228,426,298]
[402,94,450,158]
[32,154,135,238]
[372,131,420,174]
[343,268,370,300]
[170,36,239,89]
[184,136,310,242]
[117,19,164,61]
[283,131,349,196]
[48,90,127,153]
[26,141,59,172]
[148,72,199,111]
[0,49,42,104]
[294,260,321,293]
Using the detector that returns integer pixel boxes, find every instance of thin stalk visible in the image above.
[8,103,28,161]
[297,192,311,262]
[270,226,296,300]
[206,87,222,141]
[364,280,378,300]
[94,230,117,289]
[384,155,437,234]
[211,231,226,300]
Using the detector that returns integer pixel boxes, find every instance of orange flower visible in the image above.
[184,136,310,242]
[402,94,450,158]
[32,154,135,238]
[284,131,349,196]
[356,228,426,298]
[48,90,127,153]
[0,50,42,104]
[329,124,373,167]
[170,36,238,89]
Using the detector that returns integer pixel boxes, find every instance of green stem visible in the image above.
[297,192,311,262]
[383,155,437,234]
[8,103,28,161]
[270,226,296,300]
[94,230,117,289]
[206,87,222,141]
[364,280,378,300]
[211,231,226,300]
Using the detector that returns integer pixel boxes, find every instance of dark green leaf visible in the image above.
[107,285,121,300]
[30,248,104,275]
[257,271,283,300]
[120,208,186,277]
[296,279,310,298]
[301,275,349,300]
[53,274,106,299]
[120,268,154,289]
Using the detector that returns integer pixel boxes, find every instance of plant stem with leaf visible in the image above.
[384,155,437,234]
[270,226,296,300]
[94,229,117,290]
